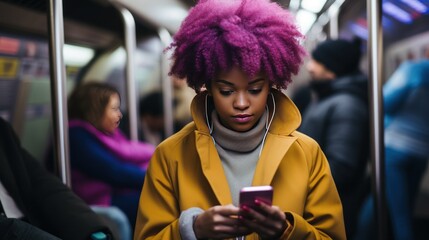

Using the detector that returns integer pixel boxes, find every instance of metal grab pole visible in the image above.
[328,7,339,39]
[328,0,345,39]
[158,28,174,138]
[367,0,387,239]
[47,0,71,186]
[113,3,138,141]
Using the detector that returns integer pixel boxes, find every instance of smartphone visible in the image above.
[239,185,273,209]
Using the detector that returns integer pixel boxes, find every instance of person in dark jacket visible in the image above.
[298,38,370,239]
[0,117,112,240]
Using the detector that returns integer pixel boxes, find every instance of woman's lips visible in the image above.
[233,114,252,123]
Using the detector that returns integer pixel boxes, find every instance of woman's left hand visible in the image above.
[238,199,288,239]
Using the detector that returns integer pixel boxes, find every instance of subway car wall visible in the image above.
[0,32,78,162]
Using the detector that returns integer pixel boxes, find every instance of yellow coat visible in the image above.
[134,90,346,240]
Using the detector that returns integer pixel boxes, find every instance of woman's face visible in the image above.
[100,93,122,134]
[209,66,270,132]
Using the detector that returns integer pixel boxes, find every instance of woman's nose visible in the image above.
[234,92,249,110]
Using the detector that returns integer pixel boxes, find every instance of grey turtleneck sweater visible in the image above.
[211,110,267,206]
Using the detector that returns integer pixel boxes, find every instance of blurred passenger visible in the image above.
[137,91,165,145]
[0,117,112,240]
[121,91,180,145]
[172,76,195,129]
[67,82,155,233]
[134,0,346,239]
[298,38,369,238]
[290,84,312,115]
[355,60,429,240]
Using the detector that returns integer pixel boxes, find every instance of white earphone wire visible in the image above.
[205,94,216,144]
[258,92,276,158]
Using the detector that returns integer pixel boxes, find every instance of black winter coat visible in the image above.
[299,72,370,238]
[0,118,111,240]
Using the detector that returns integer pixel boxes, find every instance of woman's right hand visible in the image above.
[193,204,251,239]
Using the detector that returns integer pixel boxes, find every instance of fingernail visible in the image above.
[254,199,261,205]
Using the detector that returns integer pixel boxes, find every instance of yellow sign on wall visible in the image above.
[0,57,19,78]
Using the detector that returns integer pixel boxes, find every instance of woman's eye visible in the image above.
[220,90,233,96]
[249,89,262,94]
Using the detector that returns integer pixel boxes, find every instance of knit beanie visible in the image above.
[311,38,362,77]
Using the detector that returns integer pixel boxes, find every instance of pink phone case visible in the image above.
[239,185,273,209]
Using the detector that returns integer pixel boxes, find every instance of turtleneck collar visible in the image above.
[211,109,268,152]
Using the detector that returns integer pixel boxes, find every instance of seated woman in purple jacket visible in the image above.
[67,82,155,228]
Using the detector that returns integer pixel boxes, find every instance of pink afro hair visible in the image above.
[168,0,307,92]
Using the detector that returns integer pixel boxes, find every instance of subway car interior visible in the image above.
[0,0,429,239]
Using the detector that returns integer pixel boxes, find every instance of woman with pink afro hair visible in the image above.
[135,0,346,239]
[169,0,306,92]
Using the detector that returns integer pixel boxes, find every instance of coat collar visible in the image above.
[191,89,301,205]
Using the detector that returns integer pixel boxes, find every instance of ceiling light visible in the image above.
[401,0,428,13]
[296,10,317,35]
[301,0,327,13]
[63,44,94,67]
[383,2,413,23]
[288,0,301,12]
